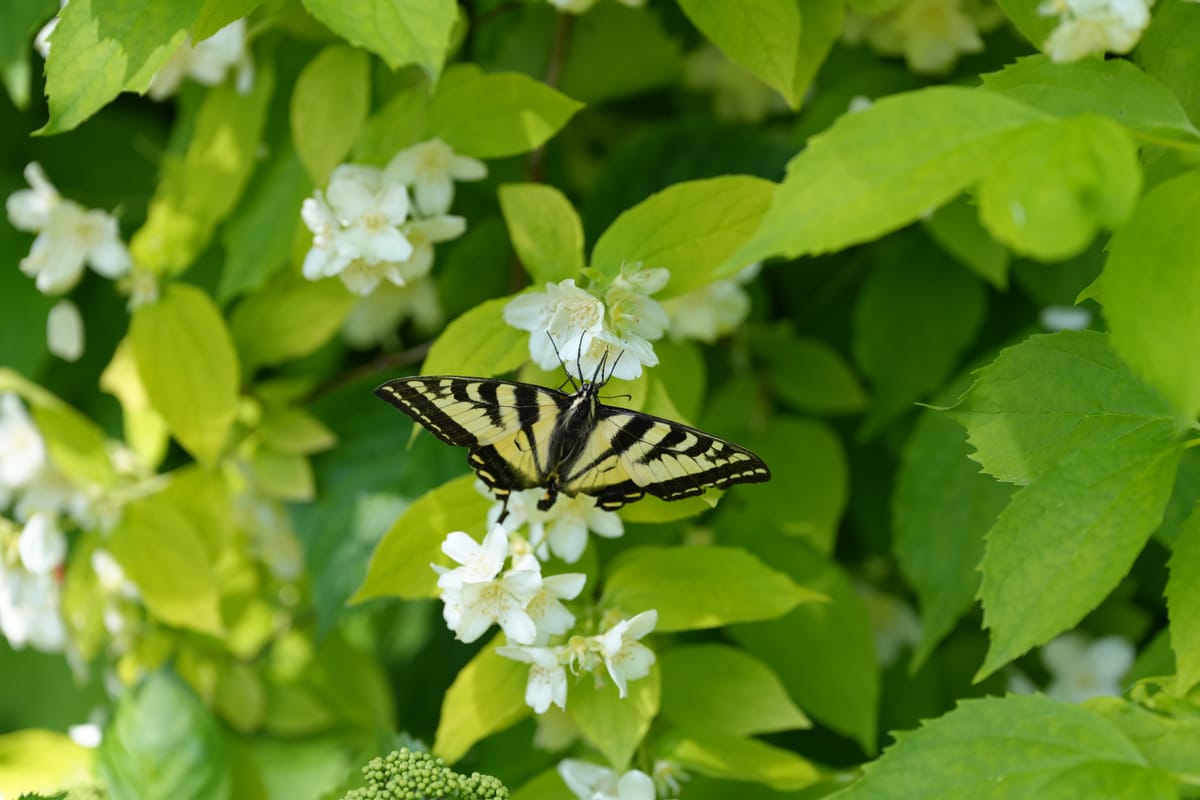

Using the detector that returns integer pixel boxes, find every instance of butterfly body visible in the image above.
[375,375,770,515]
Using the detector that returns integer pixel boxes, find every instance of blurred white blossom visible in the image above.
[383,138,486,216]
[6,163,131,295]
[47,298,84,361]
[147,19,255,100]
[857,582,922,667]
[1040,305,1092,331]
[558,760,656,800]
[664,262,760,343]
[341,278,444,349]
[0,393,47,493]
[17,512,66,575]
[1042,632,1134,703]
[1039,0,1152,61]
[0,518,66,652]
[844,0,1000,74]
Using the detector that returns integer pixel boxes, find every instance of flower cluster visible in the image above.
[301,140,483,298]
[1009,631,1135,703]
[504,265,670,382]
[433,526,657,714]
[843,0,1003,74]
[1038,0,1152,62]
[5,163,132,361]
[485,484,624,564]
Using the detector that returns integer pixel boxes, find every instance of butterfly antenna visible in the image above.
[605,349,626,384]
[591,348,609,389]
[547,333,579,392]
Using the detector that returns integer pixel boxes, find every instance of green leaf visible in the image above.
[1138,0,1200,128]
[1102,169,1200,422]
[290,45,370,184]
[0,730,91,799]
[40,0,203,134]
[191,0,262,40]
[603,546,822,632]
[755,332,868,416]
[99,671,232,800]
[976,115,1140,261]
[500,183,585,285]
[833,695,1174,800]
[659,644,810,736]
[793,0,844,106]
[853,243,985,437]
[952,332,1178,485]
[922,195,1010,289]
[107,491,224,636]
[981,55,1200,140]
[1090,696,1200,780]
[353,83,428,165]
[218,141,312,302]
[728,537,878,753]
[734,417,848,553]
[352,474,491,603]
[0,0,55,109]
[250,449,314,502]
[977,431,1182,678]
[675,0,802,105]
[433,637,530,764]
[258,407,336,455]
[230,272,356,370]
[895,403,1014,669]
[592,176,775,297]
[426,70,583,159]
[729,87,1046,266]
[131,68,274,276]
[422,297,530,377]
[994,0,1056,50]
[301,0,455,78]
[560,3,683,104]
[1168,503,1200,694]
[131,284,240,465]
[659,729,821,792]
[568,665,660,769]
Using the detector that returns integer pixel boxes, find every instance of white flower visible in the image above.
[384,138,487,216]
[147,19,255,100]
[544,493,624,564]
[847,95,875,113]
[396,215,466,282]
[301,165,415,295]
[504,279,606,373]
[454,568,543,644]
[844,0,985,74]
[436,526,509,590]
[6,162,59,231]
[526,572,587,643]
[92,549,138,599]
[496,644,570,713]
[342,277,444,349]
[598,609,657,698]
[0,394,47,491]
[47,299,84,362]
[1039,0,1152,61]
[17,512,66,574]
[68,723,102,748]
[0,563,66,652]
[7,163,130,295]
[547,0,647,14]
[1040,305,1092,331]
[665,262,759,343]
[1042,632,1134,703]
[558,761,656,800]
[652,760,689,798]
[504,267,670,381]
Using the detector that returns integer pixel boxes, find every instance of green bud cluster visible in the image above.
[343,747,509,800]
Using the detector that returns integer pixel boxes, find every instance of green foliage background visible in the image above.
[2,0,1200,798]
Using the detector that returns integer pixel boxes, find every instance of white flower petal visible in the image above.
[47,299,84,362]
[18,512,67,574]
[449,153,488,181]
[415,176,454,216]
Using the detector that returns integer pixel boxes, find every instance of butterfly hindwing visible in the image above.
[562,406,771,510]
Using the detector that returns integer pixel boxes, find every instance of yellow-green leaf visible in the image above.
[500,183,585,286]
[433,637,530,763]
[290,45,370,184]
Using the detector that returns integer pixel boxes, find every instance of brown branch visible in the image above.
[311,341,432,398]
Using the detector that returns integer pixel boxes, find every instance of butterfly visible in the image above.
[376,357,770,518]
